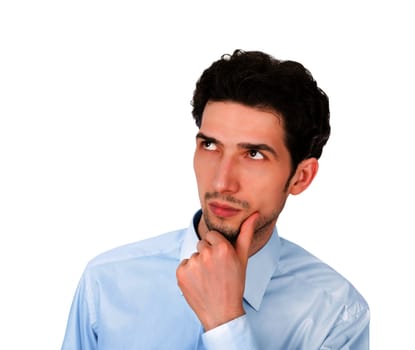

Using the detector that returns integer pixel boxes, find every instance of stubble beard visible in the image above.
[201,190,290,245]
[202,208,279,245]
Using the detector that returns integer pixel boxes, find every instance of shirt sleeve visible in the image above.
[201,315,259,350]
[61,271,98,350]
[320,301,370,350]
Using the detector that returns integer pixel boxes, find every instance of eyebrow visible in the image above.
[238,142,278,158]
[196,132,223,146]
[196,132,278,158]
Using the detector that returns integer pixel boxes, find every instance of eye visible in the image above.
[248,150,264,160]
[202,140,217,151]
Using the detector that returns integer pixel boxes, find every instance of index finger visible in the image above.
[235,212,259,265]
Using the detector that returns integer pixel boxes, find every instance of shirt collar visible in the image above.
[179,211,281,312]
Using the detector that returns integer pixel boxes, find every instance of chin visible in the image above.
[203,213,241,242]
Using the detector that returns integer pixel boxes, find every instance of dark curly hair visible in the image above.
[191,50,330,172]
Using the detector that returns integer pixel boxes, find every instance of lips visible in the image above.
[208,202,242,218]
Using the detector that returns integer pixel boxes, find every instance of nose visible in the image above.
[213,155,240,194]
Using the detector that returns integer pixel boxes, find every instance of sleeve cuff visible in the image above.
[201,314,258,350]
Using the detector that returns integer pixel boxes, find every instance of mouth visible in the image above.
[208,201,242,218]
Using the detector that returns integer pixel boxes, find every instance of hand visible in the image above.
[176,212,259,331]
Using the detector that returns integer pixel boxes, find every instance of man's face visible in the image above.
[193,101,295,246]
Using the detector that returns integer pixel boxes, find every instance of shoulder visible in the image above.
[278,237,368,309]
[86,229,187,270]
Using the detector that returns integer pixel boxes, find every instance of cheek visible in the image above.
[241,172,287,207]
[193,151,203,178]
[193,154,212,190]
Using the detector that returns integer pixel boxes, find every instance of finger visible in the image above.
[178,252,198,269]
[203,230,229,246]
[235,212,259,265]
[178,258,189,268]
[190,252,200,259]
[176,258,188,287]
[197,239,211,253]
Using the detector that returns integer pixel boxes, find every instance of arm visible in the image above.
[61,271,97,350]
[201,315,259,349]
[320,302,370,350]
[176,213,259,349]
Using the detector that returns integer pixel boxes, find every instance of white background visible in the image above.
[1,1,414,349]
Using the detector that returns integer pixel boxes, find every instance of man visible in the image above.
[61,50,369,349]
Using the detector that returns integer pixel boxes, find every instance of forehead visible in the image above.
[200,101,285,144]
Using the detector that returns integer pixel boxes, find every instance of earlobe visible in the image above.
[289,158,319,195]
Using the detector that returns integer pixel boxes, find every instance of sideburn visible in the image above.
[283,165,297,192]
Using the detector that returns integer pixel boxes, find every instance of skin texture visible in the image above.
[176,101,318,331]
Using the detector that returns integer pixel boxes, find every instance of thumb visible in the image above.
[235,212,259,266]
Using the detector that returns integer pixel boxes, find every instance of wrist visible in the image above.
[202,308,245,331]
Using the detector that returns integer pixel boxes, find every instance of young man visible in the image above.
[61,50,369,349]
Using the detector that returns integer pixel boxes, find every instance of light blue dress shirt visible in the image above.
[62,211,369,349]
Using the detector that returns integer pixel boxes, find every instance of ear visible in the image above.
[288,158,319,195]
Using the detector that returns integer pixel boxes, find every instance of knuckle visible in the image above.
[176,259,188,276]
[196,240,206,252]
[176,267,184,282]
[217,241,232,256]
